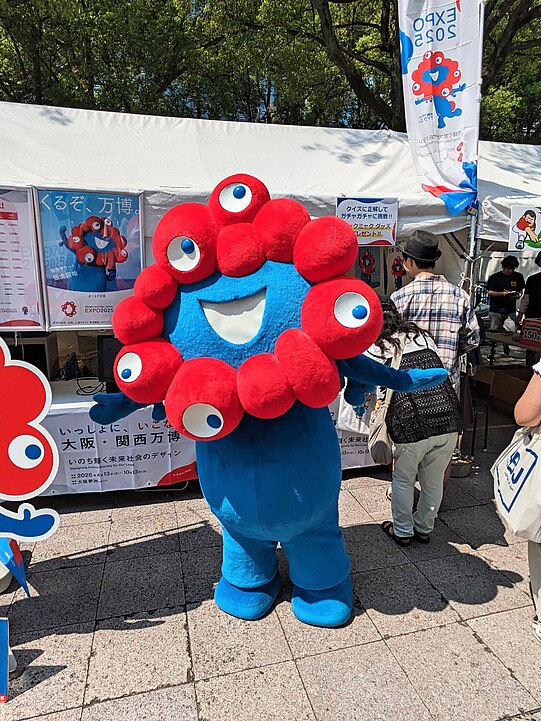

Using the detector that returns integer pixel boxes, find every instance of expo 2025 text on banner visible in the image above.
[36,189,143,328]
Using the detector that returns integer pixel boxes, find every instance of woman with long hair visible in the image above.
[366,297,463,548]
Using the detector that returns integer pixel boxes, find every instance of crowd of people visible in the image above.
[367,230,540,644]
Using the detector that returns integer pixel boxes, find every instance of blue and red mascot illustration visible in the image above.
[412,50,465,129]
[60,216,128,292]
[91,174,446,627]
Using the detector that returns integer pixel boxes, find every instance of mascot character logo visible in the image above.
[412,50,466,129]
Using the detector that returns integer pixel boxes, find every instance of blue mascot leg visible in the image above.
[282,520,352,627]
[214,524,282,621]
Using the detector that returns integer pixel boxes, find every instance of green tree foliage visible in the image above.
[0,0,540,141]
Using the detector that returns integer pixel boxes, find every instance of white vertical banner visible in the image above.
[398,0,484,216]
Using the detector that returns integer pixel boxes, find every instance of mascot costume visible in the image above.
[90,174,446,627]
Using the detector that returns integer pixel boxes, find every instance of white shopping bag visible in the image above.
[492,426,541,542]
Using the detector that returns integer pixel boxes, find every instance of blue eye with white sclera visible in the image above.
[117,352,142,384]
[219,183,252,212]
[182,403,224,439]
[334,292,371,329]
[167,236,201,272]
[8,435,45,469]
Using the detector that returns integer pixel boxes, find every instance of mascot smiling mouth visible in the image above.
[201,290,266,345]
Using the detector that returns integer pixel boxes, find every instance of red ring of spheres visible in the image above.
[301,277,383,359]
[252,198,311,263]
[134,265,179,309]
[114,339,183,405]
[274,329,341,408]
[237,353,296,419]
[216,222,266,277]
[164,358,244,441]
[113,296,164,346]
[293,217,358,283]
[152,202,217,284]
[208,173,271,226]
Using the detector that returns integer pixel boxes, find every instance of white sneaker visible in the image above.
[533,615,541,644]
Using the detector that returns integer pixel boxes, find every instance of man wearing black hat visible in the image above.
[391,230,480,396]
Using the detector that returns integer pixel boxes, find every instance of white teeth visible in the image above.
[201,290,266,345]
[94,237,109,250]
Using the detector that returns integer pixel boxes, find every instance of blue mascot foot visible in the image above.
[214,573,282,621]
[291,576,353,627]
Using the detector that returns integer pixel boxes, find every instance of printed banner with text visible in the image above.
[398,0,482,216]
[37,189,142,328]
[0,188,44,329]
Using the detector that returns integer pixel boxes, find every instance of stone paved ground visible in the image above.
[3,413,541,721]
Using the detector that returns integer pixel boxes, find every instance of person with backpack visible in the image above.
[366,297,463,547]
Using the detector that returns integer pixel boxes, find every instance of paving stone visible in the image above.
[196,661,315,721]
[297,640,432,721]
[111,490,175,521]
[416,551,531,620]
[439,481,481,511]
[349,485,391,518]
[478,541,531,594]
[107,514,179,561]
[181,545,222,605]
[341,474,390,492]
[98,553,184,619]
[456,469,495,503]
[175,497,217,523]
[82,684,197,720]
[6,623,93,720]
[187,601,291,679]
[275,588,380,658]
[43,492,113,527]
[338,490,372,527]
[404,521,468,563]
[177,509,222,552]
[33,711,83,721]
[343,523,410,574]
[439,502,522,549]
[352,564,459,637]
[9,566,102,634]
[468,606,541,703]
[86,607,190,704]
[30,521,110,570]
[387,623,537,721]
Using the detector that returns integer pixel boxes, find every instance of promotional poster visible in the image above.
[37,189,142,328]
[0,187,43,329]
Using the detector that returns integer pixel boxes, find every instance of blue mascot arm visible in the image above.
[90,393,166,424]
[336,354,448,394]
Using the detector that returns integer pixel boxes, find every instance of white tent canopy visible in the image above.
[0,101,540,245]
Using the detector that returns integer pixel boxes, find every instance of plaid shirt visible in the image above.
[391,274,480,392]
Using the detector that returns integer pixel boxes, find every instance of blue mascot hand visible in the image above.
[406,367,448,391]
[90,392,147,425]
[106,269,116,282]
[343,378,372,407]
[336,354,448,393]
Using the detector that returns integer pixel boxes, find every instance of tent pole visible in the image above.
[465,209,480,304]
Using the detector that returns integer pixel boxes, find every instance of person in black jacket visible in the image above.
[487,256,525,331]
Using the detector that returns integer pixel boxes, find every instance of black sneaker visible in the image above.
[503,344,510,355]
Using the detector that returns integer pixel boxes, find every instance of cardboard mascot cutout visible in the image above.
[0,337,60,700]
[91,175,446,627]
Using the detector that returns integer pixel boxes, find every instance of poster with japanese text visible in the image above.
[36,189,142,328]
[336,197,398,246]
[508,205,541,252]
[0,187,44,329]
[42,406,197,494]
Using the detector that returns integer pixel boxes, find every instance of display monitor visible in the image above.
[97,335,123,392]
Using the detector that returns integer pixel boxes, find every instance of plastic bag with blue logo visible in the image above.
[492,426,541,542]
